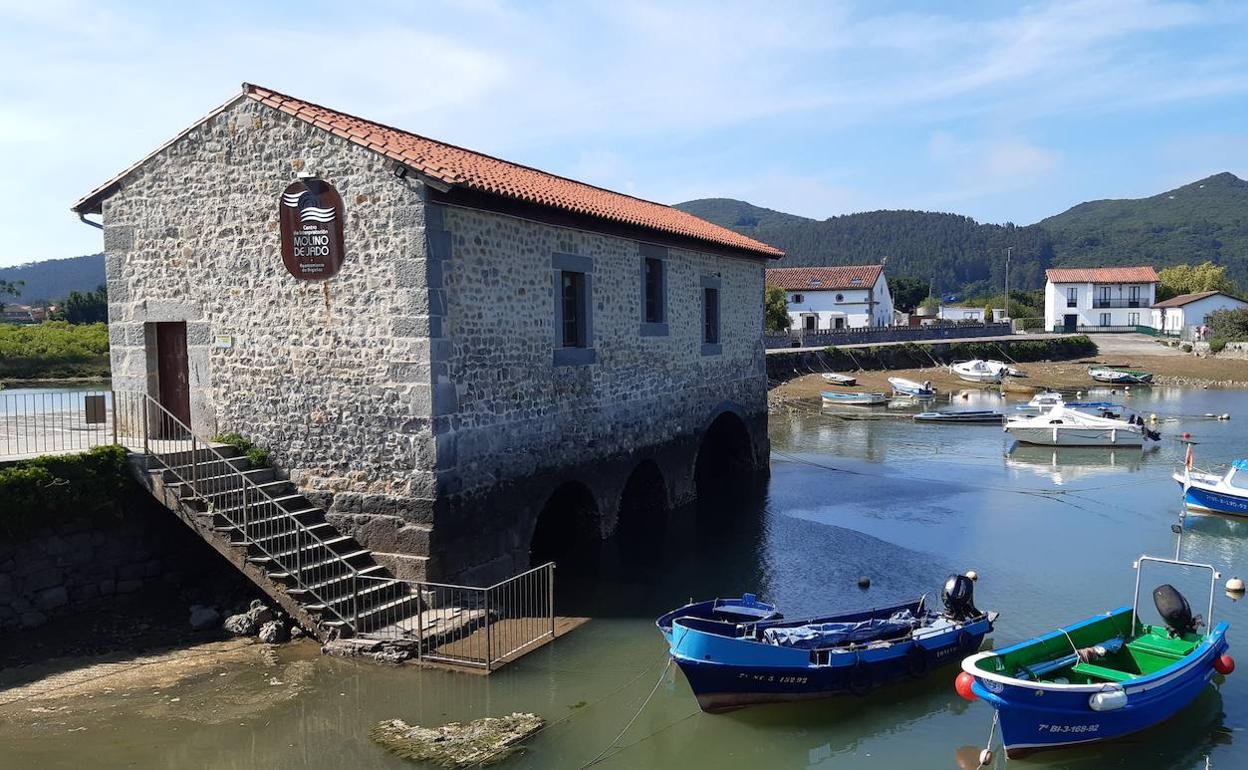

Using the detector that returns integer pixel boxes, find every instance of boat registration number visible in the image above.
[1037,723,1100,734]
[737,673,808,684]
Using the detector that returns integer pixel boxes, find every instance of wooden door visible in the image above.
[155,322,191,429]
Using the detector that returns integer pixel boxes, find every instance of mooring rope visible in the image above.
[581,657,673,768]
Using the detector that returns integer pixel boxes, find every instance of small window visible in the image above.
[835,293,844,302]
[643,257,664,324]
[704,287,720,344]
[561,271,587,347]
[1066,287,1077,308]
[1100,312,1111,327]
[850,278,862,286]
[1128,312,1140,326]
[792,293,804,303]
[809,279,822,287]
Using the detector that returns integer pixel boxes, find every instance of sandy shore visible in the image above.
[771,353,1248,402]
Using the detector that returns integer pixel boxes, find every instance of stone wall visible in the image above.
[100,98,437,578]
[764,322,1013,349]
[0,498,244,631]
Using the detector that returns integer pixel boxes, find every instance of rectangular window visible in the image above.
[1129,285,1140,307]
[1098,286,1111,301]
[803,315,816,331]
[553,252,595,366]
[643,258,664,324]
[1128,312,1140,326]
[703,287,720,344]
[1066,287,1077,308]
[561,271,586,347]
[1100,312,1111,327]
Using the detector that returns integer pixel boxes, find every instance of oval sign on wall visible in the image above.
[278,177,347,280]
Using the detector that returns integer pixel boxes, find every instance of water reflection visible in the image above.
[1004,445,1144,485]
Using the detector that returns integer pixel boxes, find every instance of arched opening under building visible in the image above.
[615,460,669,560]
[529,481,601,570]
[694,411,758,499]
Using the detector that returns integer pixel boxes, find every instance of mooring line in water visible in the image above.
[587,708,701,767]
[581,657,673,768]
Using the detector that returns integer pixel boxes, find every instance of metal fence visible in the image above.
[0,389,117,460]
[359,562,556,670]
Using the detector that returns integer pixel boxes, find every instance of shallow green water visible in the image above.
[4,386,1247,769]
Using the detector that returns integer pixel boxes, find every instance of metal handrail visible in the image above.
[127,391,362,632]
[1131,555,1221,632]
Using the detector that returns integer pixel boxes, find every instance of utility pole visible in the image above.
[1004,246,1012,321]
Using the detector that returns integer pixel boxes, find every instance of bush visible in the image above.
[0,445,138,540]
[0,320,110,379]
[211,432,272,468]
[1208,307,1248,341]
[1181,343,1193,353]
[1210,338,1228,354]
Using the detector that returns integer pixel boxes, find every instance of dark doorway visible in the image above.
[530,482,600,569]
[694,411,757,499]
[616,461,668,560]
[1063,314,1077,333]
[154,322,191,431]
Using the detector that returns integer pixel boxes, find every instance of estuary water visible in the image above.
[3,386,1247,769]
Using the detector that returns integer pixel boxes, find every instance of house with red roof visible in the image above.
[1044,266,1160,332]
[71,83,782,585]
[765,265,893,331]
[1151,291,1248,337]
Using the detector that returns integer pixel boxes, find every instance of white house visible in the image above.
[1044,266,1159,332]
[1151,291,1248,336]
[767,265,893,331]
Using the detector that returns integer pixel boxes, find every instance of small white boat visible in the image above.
[950,360,1004,384]
[1088,366,1153,384]
[1004,405,1154,447]
[984,359,1023,377]
[1014,391,1065,413]
[1175,459,1248,516]
[887,377,936,398]
[821,391,889,406]
[821,373,857,386]
[914,410,1003,424]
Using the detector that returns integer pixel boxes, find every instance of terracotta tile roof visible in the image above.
[766,265,884,291]
[74,83,783,258]
[1045,266,1159,283]
[1152,290,1244,308]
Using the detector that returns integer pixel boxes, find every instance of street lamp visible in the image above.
[1004,246,1012,322]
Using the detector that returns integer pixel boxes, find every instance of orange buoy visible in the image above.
[1215,654,1235,675]
[955,671,978,701]
[1182,432,1191,440]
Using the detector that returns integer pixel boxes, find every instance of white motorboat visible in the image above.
[1004,405,1154,447]
[887,377,936,397]
[984,360,1023,377]
[950,360,1004,384]
[821,373,857,386]
[1013,391,1065,413]
[1174,459,1248,516]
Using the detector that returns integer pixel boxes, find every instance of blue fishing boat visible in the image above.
[656,577,996,712]
[1174,459,1248,516]
[959,556,1234,758]
[821,390,889,406]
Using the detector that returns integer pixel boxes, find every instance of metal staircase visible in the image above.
[118,393,421,641]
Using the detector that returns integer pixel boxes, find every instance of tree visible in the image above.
[764,285,791,332]
[53,285,108,324]
[1156,262,1239,301]
[1208,307,1248,341]
[887,276,928,313]
[0,279,23,299]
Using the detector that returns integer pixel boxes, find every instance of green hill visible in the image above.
[677,172,1248,294]
[0,253,104,304]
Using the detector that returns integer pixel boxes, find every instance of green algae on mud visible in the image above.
[370,712,544,766]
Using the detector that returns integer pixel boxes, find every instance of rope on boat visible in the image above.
[581,657,673,768]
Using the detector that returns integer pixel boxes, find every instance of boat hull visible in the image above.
[1006,426,1144,447]
[1178,479,1248,516]
[671,613,993,712]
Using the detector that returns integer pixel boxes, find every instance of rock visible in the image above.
[247,604,275,627]
[258,620,288,644]
[289,625,305,639]
[189,605,221,630]
[115,579,143,594]
[35,586,69,610]
[223,612,257,636]
[370,713,545,766]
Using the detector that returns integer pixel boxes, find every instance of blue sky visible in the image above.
[2,0,1247,266]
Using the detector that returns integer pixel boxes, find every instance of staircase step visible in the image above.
[248,521,336,547]
[212,507,323,535]
[192,480,295,507]
[249,545,369,569]
[205,493,308,517]
[305,579,409,613]
[169,469,278,496]
[323,594,421,631]
[288,564,387,595]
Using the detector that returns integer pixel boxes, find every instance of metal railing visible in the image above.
[0,389,115,459]
[1092,298,1145,308]
[110,390,367,634]
[359,562,556,670]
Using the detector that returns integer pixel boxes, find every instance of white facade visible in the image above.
[785,274,893,330]
[1152,293,1248,334]
[1044,280,1156,331]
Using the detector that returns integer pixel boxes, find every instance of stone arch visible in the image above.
[615,459,669,554]
[694,409,758,499]
[529,480,601,567]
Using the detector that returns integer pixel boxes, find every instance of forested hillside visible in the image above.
[677,173,1248,294]
[0,254,104,303]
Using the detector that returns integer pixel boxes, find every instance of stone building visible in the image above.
[73,83,782,583]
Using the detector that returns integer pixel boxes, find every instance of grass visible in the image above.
[0,321,110,380]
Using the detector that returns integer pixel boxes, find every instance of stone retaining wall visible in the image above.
[0,498,236,631]
[765,323,1012,349]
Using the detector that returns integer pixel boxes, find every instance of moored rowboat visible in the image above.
[888,377,936,397]
[822,391,889,406]
[1088,366,1153,384]
[914,410,1004,424]
[821,373,857,386]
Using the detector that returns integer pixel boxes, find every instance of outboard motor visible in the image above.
[1153,584,1200,637]
[942,574,980,621]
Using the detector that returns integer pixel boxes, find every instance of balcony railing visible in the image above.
[1092,298,1145,308]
